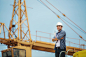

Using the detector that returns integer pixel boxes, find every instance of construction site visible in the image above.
[0,0,86,57]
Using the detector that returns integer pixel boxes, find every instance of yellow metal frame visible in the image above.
[0,0,33,57]
[2,46,32,57]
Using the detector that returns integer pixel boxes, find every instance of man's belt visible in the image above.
[56,47,60,49]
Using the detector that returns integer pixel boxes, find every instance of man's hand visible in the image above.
[52,38,58,42]
[52,37,64,42]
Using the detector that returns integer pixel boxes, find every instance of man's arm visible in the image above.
[52,37,64,41]
[57,31,66,40]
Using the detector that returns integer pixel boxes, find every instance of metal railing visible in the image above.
[31,30,86,49]
[59,49,74,57]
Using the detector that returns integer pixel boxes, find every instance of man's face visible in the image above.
[57,25,63,31]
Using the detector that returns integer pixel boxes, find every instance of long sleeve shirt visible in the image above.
[54,30,66,49]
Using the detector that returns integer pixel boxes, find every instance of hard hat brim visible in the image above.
[56,25,63,27]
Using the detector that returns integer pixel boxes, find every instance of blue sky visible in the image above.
[0,0,86,57]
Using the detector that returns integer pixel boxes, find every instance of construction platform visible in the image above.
[0,38,85,56]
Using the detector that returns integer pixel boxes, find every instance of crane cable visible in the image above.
[38,0,85,34]
[46,0,86,33]
[40,0,86,41]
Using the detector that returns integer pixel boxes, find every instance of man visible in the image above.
[52,22,66,57]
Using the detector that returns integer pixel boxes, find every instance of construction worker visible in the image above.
[52,22,66,57]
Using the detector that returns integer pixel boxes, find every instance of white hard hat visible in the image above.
[56,22,63,27]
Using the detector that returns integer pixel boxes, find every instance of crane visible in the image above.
[0,0,86,57]
[0,0,33,57]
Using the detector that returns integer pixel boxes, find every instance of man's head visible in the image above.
[56,22,63,31]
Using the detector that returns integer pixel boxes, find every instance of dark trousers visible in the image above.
[55,47,66,57]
